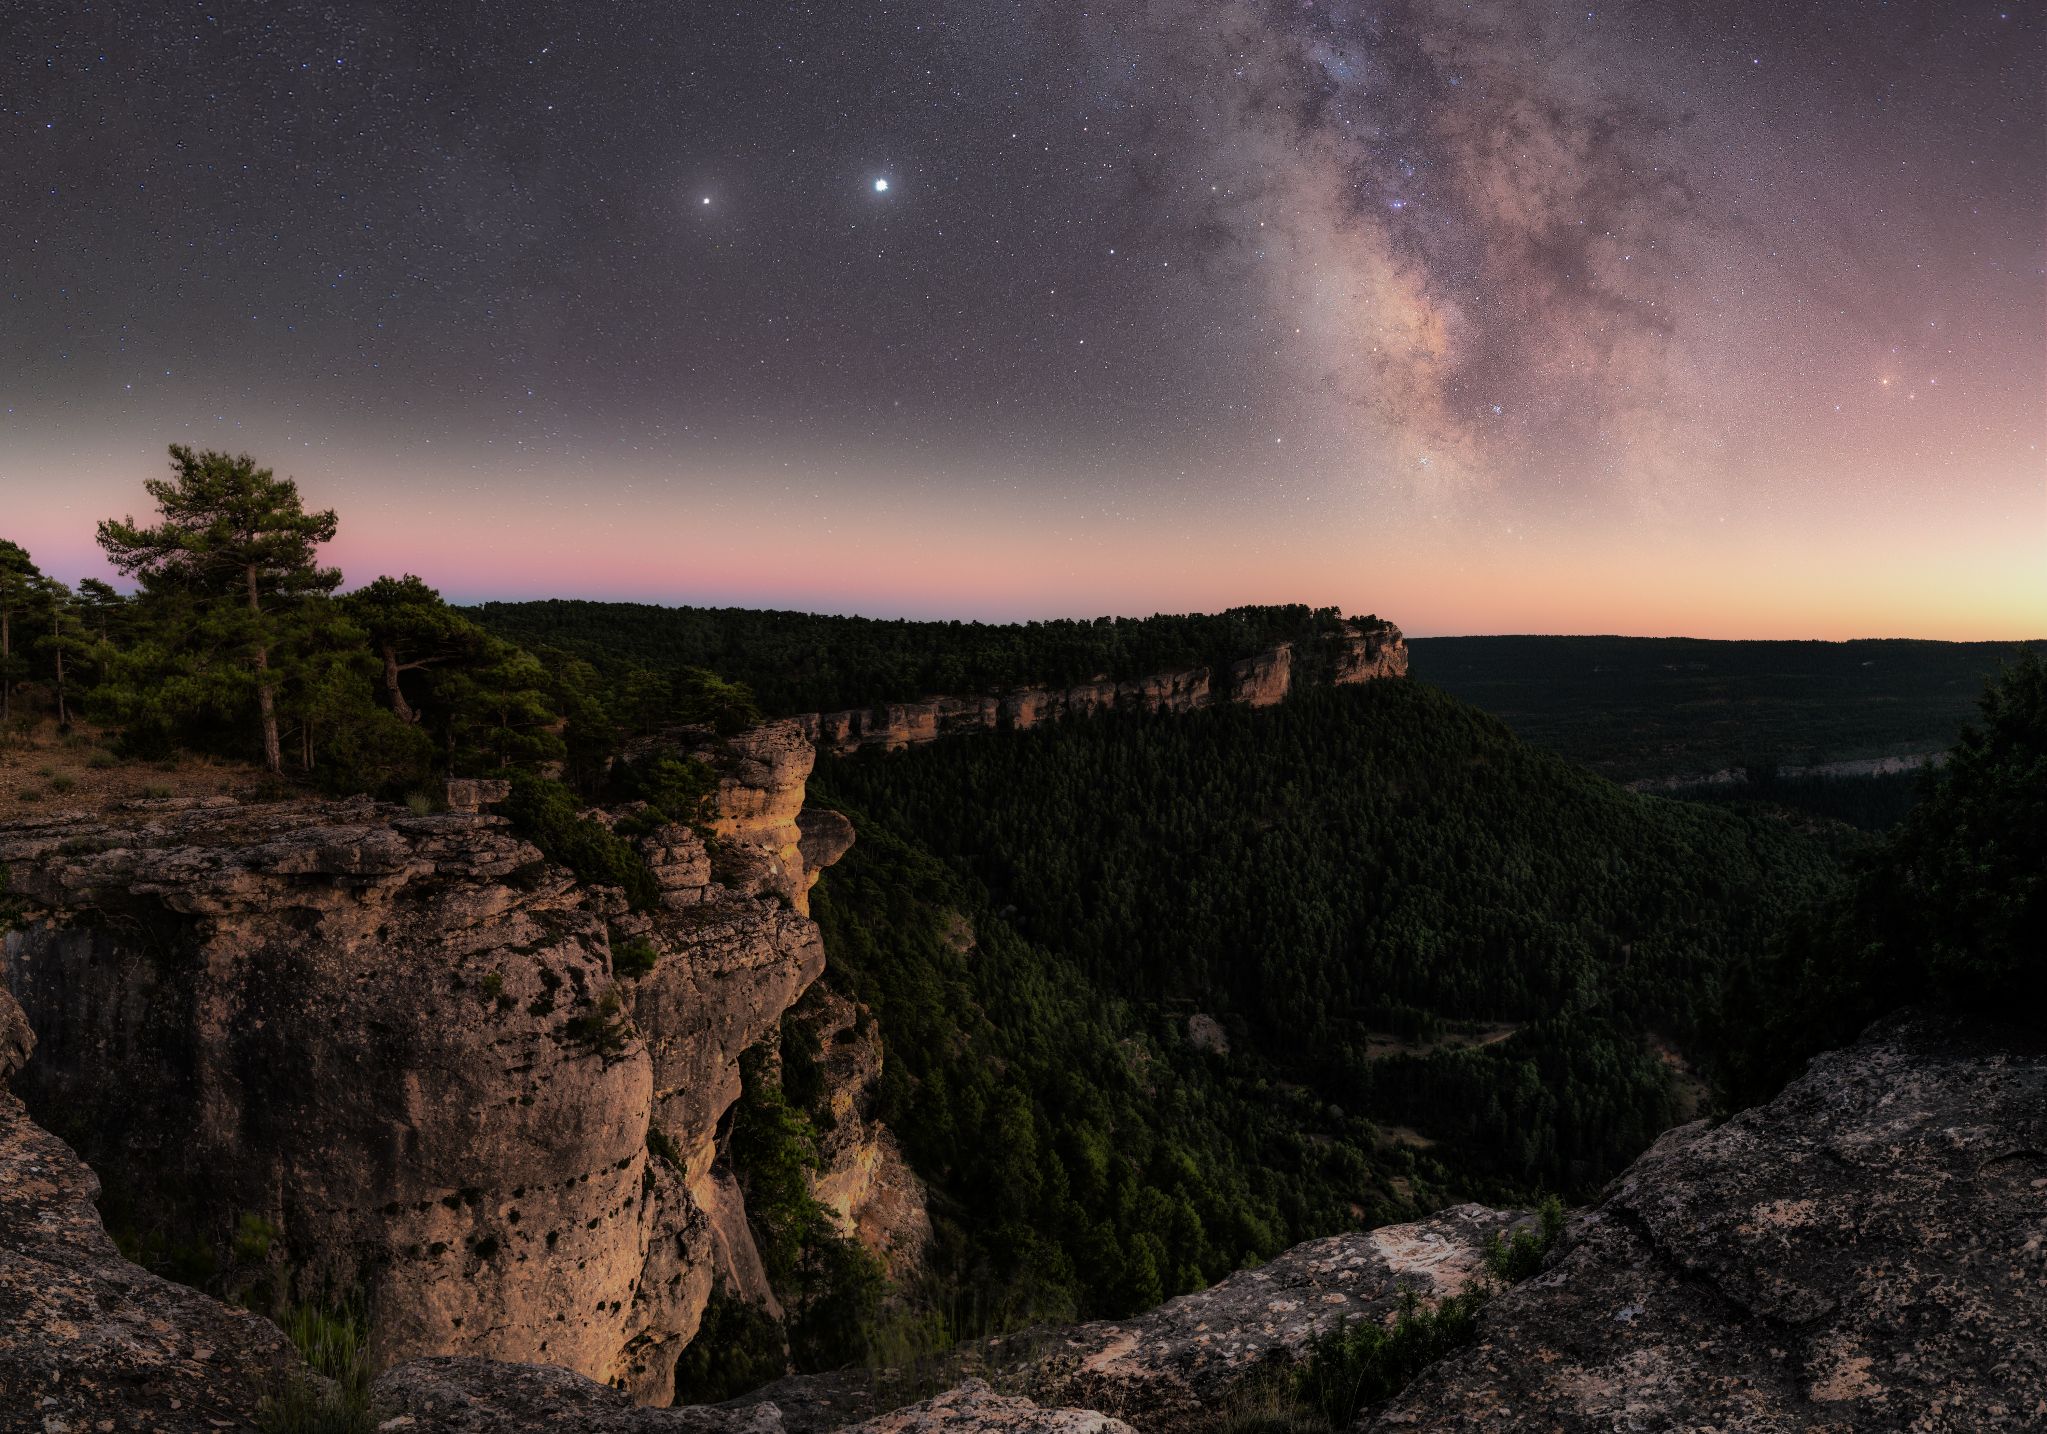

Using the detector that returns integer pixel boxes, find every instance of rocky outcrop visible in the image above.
[796,620,1405,757]
[1009,1204,1527,1430]
[833,1380,1136,1434]
[785,986,933,1280]
[1366,1014,2047,1432]
[373,1356,786,1431]
[725,1204,1529,1433]
[0,1079,297,1432]
[0,721,849,1407]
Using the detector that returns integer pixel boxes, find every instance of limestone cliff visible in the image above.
[0,719,845,1406]
[797,619,1405,756]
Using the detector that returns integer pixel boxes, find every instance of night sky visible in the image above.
[3,2,2042,636]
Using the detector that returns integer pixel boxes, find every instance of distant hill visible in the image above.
[1409,635,2036,785]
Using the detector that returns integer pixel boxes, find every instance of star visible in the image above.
[873,178,890,193]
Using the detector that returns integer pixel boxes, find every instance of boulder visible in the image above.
[0,1088,296,1432]
[1365,1014,2047,1432]
[372,1356,785,1431]
[833,1379,1136,1434]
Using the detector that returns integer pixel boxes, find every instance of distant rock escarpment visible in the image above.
[0,718,847,1406]
[1365,1014,2047,1432]
[796,618,1406,756]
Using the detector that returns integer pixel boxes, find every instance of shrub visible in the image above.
[613,936,660,978]
[502,773,660,910]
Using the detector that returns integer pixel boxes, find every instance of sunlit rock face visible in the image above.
[1364,1014,2047,1434]
[0,721,849,1406]
[797,620,1407,757]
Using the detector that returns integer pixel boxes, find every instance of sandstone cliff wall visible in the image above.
[0,719,845,1406]
[795,619,1405,757]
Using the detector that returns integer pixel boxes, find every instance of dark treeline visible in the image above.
[806,679,1844,1328]
[469,598,1371,716]
[1412,633,2032,785]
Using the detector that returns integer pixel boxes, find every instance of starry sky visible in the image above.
[2,1,2042,637]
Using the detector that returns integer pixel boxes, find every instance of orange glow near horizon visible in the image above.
[4,432,2040,642]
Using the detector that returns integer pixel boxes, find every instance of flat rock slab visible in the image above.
[0,1090,296,1433]
[1366,1014,2047,1432]
[833,1379,1136,1433]
[374,1356,785,1431]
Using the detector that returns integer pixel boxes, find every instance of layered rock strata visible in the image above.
[796,620,1405,757]
[0,720,845,1405]
[1365,1015,2047,1432]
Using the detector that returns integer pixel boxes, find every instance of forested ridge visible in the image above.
[469,598,1369,716]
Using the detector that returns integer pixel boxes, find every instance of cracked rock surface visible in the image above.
[1365,1014,2047,1432]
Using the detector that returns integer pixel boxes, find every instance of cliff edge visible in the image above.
[1366,1013,2047,1432]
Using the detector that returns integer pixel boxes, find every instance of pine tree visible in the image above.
[0,540,45,726]
[34,576,94,728]
[342,574,483,727]
[95,447,339,773]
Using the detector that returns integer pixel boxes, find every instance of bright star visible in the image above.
[874,178,889,193]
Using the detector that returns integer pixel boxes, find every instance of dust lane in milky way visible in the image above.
[1,1,2041,636]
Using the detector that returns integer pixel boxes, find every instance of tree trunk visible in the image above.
[52,610,66,727]
[382,644,418,724]
[246,565,282,773]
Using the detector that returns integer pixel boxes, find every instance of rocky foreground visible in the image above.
[2,997,2039,1431]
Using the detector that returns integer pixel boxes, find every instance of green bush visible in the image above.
[613,936,660,978]
[502,772,659,910]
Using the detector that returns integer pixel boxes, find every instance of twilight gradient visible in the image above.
[2,1,2042,638]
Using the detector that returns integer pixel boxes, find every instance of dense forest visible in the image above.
[469,598,1371,715]
[802,680,1844,1330]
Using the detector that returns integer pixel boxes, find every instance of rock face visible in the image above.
[0,721,849,1406]
[796,620,1406,757]
[1366,1015,2047,1433]
[724,1204,1529,1433]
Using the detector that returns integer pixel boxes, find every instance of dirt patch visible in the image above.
[1364,1021,1522,1062]
[0,722,258,817]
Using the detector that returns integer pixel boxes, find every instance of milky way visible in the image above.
[1,2,2041,635]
